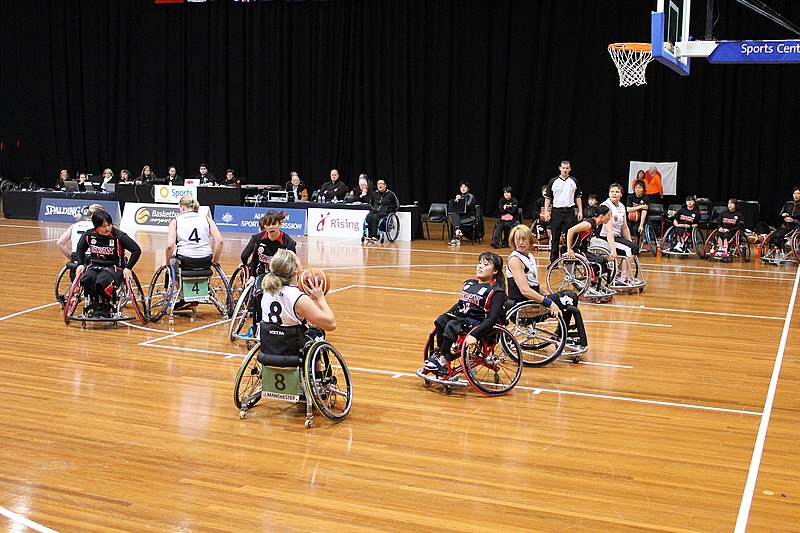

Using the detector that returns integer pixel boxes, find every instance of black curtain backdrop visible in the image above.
[1,0,799,223]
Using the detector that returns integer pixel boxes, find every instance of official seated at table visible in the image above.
[220,168,244,186]
[318,168,348,202]
[195,163,217,185]
[165,166,183,186]
[346,174,372,203]
[285,172,308,202]
[137,165,157,184]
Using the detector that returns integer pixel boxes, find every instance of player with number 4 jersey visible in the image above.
[165,195,224,266]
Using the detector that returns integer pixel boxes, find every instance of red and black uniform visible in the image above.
[76,228,141,303]
[240,231,298,278]
[771,200,800,247]
[718,210,743,235]
[674,206,699,242]
[434,278,505,360]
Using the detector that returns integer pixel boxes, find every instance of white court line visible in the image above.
[0,239,57,247]
[734,260,800,531]
[139,319,228,346]
[582,301,782,321]
[577,361,633,369]
[0,302,60,322]
[584,320,671,328]
[0,505,58,533]
[641,267,792,282]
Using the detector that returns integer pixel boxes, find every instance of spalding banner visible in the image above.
[213,205,306,236]
[120,202,211,232]
[154,184,199,204]
[38,198,121,224]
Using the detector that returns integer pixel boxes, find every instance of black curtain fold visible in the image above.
[2,0,799,223]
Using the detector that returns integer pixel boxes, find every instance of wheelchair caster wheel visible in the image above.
[423,379,431,387]
[245,340,252,350]
[239,409,247,419]
[305,419,313,429]
[638,287,644,293]
[81,321,87,329]
[444,385,453,395]
[571,355,581,364]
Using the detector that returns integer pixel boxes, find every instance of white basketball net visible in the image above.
[608,43,653,87]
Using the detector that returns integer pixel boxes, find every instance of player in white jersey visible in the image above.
[259,249,336,362]
[599,183,639,282]
[165,195,223,267]
[57,204,106,261]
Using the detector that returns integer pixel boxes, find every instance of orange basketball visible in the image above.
[299,268,330,295]
[628,211,641,223]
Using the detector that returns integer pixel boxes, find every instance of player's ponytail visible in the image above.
[261,249,297,295]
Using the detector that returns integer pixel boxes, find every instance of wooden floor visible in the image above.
[1,218,800,532]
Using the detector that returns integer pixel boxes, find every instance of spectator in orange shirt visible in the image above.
[644,165,664,201]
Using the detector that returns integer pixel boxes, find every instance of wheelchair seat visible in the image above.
[147,259,232,325]
[588,237,646,294]
[257,352,303,368]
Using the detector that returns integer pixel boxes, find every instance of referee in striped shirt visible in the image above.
[543,160,583,263]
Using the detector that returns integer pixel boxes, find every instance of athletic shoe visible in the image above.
[449,238,460,246]
[423,354,449,374]
[715,250,723,258]
[175,300,198,311]
[490,242,500,249]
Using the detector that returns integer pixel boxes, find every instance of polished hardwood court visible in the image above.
[1,218,799,531]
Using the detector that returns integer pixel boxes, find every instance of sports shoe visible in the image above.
[490,242,500,249]
[175,300,198,311]
[449,238,461,246]
[721,251,729,258]
[715,250,723,258]
[673,243,683,253]
[423,354,449,374]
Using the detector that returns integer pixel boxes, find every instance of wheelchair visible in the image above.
[63,268,147,327]
[703,229,752,262]
[234,339,353,428]
[361,211,400,244]
[545,250,615,303]
[761,227,800,265]
[587,238,646,294]
[530,216,551,251]
[228,275,260,346]
[228,263,249,309]
[505,300,586,365]
[416,324,523,396]
[147,258,232,325]
[661,225,705,258]
[55,261,80,308]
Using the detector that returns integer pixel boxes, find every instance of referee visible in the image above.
[543,160,583,263]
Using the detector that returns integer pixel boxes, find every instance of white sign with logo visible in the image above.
[154,184,199,204]
[120,202,211,232]
[307,207,411,241]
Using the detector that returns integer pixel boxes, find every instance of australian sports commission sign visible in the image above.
[213,206,306,236]
[120,203,211,232]
[38,198,120,223]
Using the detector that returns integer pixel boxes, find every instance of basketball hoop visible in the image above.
[608,43,653,87]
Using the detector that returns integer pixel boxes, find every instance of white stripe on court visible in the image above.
[0,302,60,322]
[0,505,59,533]
[734,262,800,531]
[0,238,57,247]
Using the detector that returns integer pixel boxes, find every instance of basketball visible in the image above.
[628,211,641,223]
[299,268,330,295]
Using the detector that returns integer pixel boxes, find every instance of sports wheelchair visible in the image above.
[661,225,705,258]
[761,227,800,265]
[361,211,400,244]
[587,238,646,294]
[234,339,353,428]
[702,228,752,262]
[228,274,260,346]
[63,268,147,326]
[546,250,615,303]
[417,324,523,396]
[55,261,80,308]
[505,300,586,365]
[147,258,232,325]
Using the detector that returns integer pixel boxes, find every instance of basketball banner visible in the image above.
[120,202,211,232]
[154,184,199,204]
[38,198,120,224]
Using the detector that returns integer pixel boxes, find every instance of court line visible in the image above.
[734,260,800,531]
[0,505,58,533]
[0,302,60,322]
[640,267,792,282]
[0,239,58,247]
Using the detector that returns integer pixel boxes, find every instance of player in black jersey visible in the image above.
[240,210,298,278]
[714,198,744,259]
[424,252,507,375]
[75,210,142,318]
[768,186,800,252]
[670,196,700,253]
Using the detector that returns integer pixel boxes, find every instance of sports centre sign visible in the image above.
[213,206,306,236]
[38,198,121,224]
[120,203,211,232]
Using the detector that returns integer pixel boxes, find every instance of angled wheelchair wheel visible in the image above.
[703,229,718,258]
[692,227,706,258]
[661,226,677,253]
[305,341,352,422]
[55,265,72,308]
[147,264,175,323]
[121,272,148,324]
[791,230,800,263]
[228,264,248,310]
[211,263,233,317]
[385,213,400,242]
[63,273,84,325]
[462,325,522,396]
[229,278,254,342]
[234,342,263,414]
[505,302,566,367]
[546,256,590,299]
[643,223,658,256]
[738,232,752,262]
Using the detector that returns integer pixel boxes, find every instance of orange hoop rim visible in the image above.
[608,42,652,53]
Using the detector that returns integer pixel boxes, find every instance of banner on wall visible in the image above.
[154,184,199,203]
[120,203,210,232]
[38,198,121,224]
[307,207,412,240]
[628,161,677,195]
[213,206,307,236]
